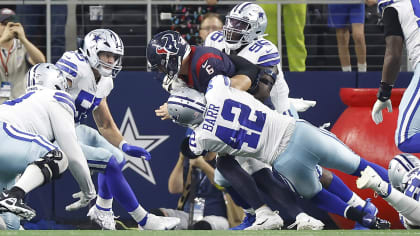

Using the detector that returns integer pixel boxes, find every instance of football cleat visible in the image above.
[357,166,390,197]
[0,190,36,221]
[230,212,256,230]
[288,212,324,230]
[87,205,116,230]
[353,198,378,230]
[138,213,180,230]
[245,210,283,230]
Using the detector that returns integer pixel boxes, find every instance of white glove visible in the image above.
[65,191,96,211]
[371,99,392,124]
[289,98,317,112]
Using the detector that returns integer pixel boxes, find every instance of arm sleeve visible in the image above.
[228,54,259,84]
[383,7,404,38]
[49,103,96,197]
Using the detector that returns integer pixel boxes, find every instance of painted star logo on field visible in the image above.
[119,107,169,185]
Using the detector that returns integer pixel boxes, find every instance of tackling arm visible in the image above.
[50,103,96,200]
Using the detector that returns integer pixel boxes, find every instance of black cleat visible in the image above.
[0,190,36,221]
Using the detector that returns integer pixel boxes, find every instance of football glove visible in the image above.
[120,141,151,161]
[65,191,96,211]
[372,99,392,124]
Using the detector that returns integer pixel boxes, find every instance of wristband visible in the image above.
[377,82,393,102]
[119,140,128,151]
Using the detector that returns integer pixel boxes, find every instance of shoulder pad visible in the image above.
[204,30,227,52]
[238,39,280,66]
[53,91,76,116]
[56,51,89,82]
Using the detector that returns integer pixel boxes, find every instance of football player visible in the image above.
[166,75,392,229]
[0,63,95,229]
[204,2,377,230]
[357,153,420,229]
[54,29,179,230]
[371,0,420,153]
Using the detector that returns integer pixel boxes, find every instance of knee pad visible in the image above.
[33,149,68,183]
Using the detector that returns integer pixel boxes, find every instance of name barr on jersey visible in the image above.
[202,103,220,132]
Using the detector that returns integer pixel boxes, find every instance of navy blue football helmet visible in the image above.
[146,30,191,83]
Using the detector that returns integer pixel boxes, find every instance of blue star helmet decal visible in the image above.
[92,34,102,43]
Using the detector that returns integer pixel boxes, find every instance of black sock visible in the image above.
[9,186,26,199]
[345,206,365,223]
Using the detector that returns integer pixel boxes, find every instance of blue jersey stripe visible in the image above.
[258,52,280,63]
[56,63,77,78]
[58,58,78,70]
[398,77,420,144]
[87,160,109,165]
[54,95,76,115]
[238,2,252,13]
[55,91,74,102]
[259,60,280,67]
[3,123,56,151]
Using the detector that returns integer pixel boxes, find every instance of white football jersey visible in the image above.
[190,75,296,165]
[382,0,420,68]
[400,166,420,228]
[0,90,75,141]
[0,89,95,196]
[204,30,290,113]
[56,51,114,122]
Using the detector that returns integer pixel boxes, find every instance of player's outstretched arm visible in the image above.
[50,103,96,210]
[372,8,403,125]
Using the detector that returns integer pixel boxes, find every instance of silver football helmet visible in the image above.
[26,63,68,92]
[167,87,206,128]
[223,2,267,50]
[388,153,420,192]
[81,29,124,78]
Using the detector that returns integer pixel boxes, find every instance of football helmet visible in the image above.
[146,30,191,86]
[388,153,420,191]
[223,2,267,50]
[167,87,206,128]
[81,29,124,78]
[26,63,68,92]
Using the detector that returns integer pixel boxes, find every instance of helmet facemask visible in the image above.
[223,16,253,50]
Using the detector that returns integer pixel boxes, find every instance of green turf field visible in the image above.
[0,230,418,236]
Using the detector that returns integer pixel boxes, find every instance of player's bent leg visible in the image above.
[0,149,66,221]
[310,188,390,229]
